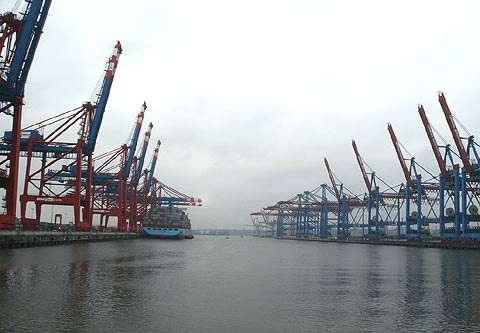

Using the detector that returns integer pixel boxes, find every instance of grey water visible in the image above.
[0,236,479,332]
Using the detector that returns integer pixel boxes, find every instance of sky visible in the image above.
[1,0,480,229]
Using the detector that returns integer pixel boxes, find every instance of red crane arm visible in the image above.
[387,123,414,188]
[324,157,341,201]
[352,140,374,197]
[438,92,473,173]
[417,104,450,179]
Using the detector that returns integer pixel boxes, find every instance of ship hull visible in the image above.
[143,227,193,239]
[143,205,193,239]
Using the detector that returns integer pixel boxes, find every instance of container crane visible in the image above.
[90,146,126,231]
[418,103,461,240]
[387,123,415,189]
[153,180,202,207]
[125,122,152,231]
[324,157,341,202]
[438,92,480,240]
[18,41,122,231]
[135,139,161,231]
[1,0,51,100]
[352,139,403,238]
[352,139,379,237]
[145,179,202,234]
[438,92,474,174]
[324,158,349,238]
[259,183,361,239]
[124,102,146,181]
[75,102,147,232]
[387,123,425,238]
[352,140,375,198]
[250,210,277,237]
[0,0,51,228]
[86,41,122,153]
[418,106,453,179]
[146,140,161,195]
[324,157,368,238]
[263,194,310,238]
[134,122,153,187]
[91,104,146,231]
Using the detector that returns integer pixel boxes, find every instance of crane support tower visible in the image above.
[352,140,404,238]
[16,41,122,231]
[124,102,146,181]
[324,157,367,238]
[418,103,460,240]
[146,140,161,195]
[0,0,52,228]
[438,92,480,240]
[260,181,366,240]
[387,123,439,239]
[135,139,161,232]
[127,122,153,232]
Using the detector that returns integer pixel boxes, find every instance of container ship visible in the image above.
[143,205,193,239]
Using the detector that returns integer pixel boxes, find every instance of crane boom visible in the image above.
[146,140,161,194]
[1,0,52,101]
[352,139,374,197]
[124,102,146,181]
[324,157,341,201]
[155,180,202,206]
[0,0,52,227]
[86,41,122,153]
[387,123,414,188]
[417,104,450,179]
[438,92,473,173]
[135,122,153,186]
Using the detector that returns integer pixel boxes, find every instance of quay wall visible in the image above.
[0,231,143,249]
[269,236,480,250]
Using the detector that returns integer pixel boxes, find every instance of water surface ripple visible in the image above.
[0,236,479,332]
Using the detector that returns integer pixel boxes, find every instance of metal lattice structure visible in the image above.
[0,0,52,228]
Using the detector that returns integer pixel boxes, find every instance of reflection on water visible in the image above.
[439,252,480,331]
[61,260,91,331]
[0,238,479,332]
[363,248,384,325]
[397,250,431,331]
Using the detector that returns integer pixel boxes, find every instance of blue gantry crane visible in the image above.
[324,157,367,238]
[439,92,480,240]
[352,139,404,238]
[418,103,460,240]
[388,122,440,239]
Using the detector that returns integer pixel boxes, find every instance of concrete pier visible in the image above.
[0,231,144,249]
[273,236,480,250]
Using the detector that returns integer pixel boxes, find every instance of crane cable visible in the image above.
[452,112,472,137]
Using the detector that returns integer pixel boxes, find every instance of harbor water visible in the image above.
[0,236,479,332]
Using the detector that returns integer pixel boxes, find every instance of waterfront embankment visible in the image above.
[0,231,142,249]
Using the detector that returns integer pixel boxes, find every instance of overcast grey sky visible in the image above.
[2,0,480,229]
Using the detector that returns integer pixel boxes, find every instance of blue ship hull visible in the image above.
[143,227,193,239]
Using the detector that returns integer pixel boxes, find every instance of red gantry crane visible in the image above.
[0,0,52,229]
[127,122,153,231]
[136,139,161,231]
[17,41,122,231]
